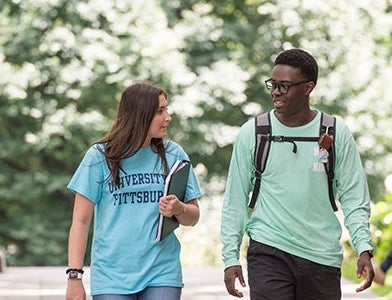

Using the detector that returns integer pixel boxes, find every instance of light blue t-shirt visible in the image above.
[67,140,201,295]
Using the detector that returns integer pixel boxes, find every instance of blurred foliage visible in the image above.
[1,0,392,265]
[371,192,392,260]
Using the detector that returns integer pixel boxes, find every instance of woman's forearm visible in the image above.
[175,199,200,226]
[68,193,94,268]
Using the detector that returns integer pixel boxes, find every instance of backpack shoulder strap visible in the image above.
[320,112,336,136]
[249,112,338,211]
[249,112,271,209]
[320,112,338,211]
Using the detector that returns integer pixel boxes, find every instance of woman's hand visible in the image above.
[159,196,200,226]
[159,195,185,217]
[66,279,86,300]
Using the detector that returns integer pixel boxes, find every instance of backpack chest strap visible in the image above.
[261,135,319,153]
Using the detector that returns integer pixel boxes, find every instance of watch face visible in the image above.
[69,270,80,279]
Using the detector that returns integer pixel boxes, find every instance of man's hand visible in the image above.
[224,265,246,298]
[356,251,375,292]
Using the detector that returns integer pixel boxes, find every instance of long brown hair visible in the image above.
[96,81,169,186]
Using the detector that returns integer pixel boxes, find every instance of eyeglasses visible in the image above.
[264,79,311,94]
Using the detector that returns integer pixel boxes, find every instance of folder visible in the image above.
[156,160,191,242]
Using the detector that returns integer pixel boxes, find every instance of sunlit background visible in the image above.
[1,0,392,277]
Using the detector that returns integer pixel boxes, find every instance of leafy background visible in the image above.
[1,0,392,273]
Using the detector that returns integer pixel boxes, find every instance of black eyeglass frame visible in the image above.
[264,79,312,94]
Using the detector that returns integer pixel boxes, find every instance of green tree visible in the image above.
[0,0,391,266]
[161,0,392,199]
[161,0,392,264]
[0,0,196,265]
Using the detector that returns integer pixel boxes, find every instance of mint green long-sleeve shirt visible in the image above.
[221,110,373,269]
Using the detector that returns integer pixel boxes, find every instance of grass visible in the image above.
[342,258,392,299]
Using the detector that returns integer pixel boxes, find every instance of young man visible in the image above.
[221,49,374,299]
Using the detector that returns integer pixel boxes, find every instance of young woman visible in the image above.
[65,81,201,300]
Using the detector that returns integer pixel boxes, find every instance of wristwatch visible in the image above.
[361,250,374,258]
[66,268,84,279]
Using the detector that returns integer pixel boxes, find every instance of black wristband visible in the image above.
[361,250,373,258]
[65,268,84,274]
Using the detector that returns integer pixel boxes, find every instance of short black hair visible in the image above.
[275,49,318,85]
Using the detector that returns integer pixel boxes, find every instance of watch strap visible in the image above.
[361,250,373,258]
[65,268,84,279]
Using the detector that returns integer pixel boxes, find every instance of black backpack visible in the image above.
[249,112,337,211]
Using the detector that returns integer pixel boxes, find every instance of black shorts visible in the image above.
[247,239,341,300]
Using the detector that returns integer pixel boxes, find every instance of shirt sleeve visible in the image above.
[221,120,254,268]
[165,141,202,202]
[335,120,373,254]
[184,166,202,202]
[67,145,106,204]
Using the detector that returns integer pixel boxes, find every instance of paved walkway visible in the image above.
[0,266,385,299]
